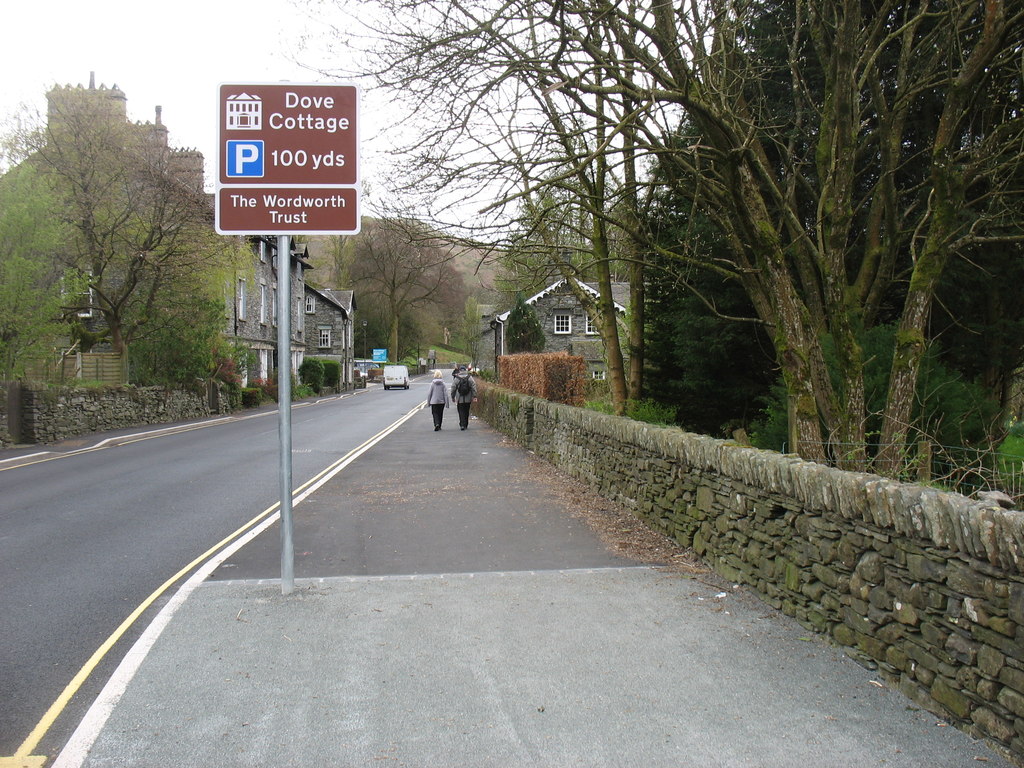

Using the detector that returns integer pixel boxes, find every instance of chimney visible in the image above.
[89,71,95,89]
[155,105,163,125]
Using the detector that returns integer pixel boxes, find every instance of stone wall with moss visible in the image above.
[476,383,1024,763]
[4,382,227,445]
[0,384,11,448]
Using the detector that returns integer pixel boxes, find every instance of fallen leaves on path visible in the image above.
[507,441,708,575]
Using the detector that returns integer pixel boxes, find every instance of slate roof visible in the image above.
[494,279,629,322]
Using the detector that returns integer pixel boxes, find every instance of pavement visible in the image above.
[51,407,1018,768]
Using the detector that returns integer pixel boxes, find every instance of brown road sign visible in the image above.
[216,186,359,235]
[216,83,360,234]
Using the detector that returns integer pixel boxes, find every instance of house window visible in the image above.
[592,370,606,380]
[258,240,267,262]
[585,315,597,334]
[72,274,95,319]
[305,295,316,314]
[238,279,247,321]
[297,299,304,337]
[554,313,571,334]
[319,327,332,348]
[272,288,278,326]
[259,284,267,324]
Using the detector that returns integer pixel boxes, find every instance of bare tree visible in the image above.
[348,218,466,361]
[320,0,1024,466]
[26,84,238,356]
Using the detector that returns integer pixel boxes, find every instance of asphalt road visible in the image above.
[4,380,1019,767]
[45,397,1020,768]
[0,380,429,761]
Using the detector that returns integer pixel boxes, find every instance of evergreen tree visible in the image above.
[506,294,545,353]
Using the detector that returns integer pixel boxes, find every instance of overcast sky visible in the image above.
[2,0,389,195]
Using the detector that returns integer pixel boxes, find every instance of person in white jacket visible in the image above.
[425,370,450,431]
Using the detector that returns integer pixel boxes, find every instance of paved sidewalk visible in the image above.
[54,412,1016,767]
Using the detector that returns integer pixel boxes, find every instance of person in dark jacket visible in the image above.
[425,370,450,431]
[450,365,478,431]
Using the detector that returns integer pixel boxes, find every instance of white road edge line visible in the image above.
[0,451,49,465]
[51,404,423,768]
[1,389,375,467]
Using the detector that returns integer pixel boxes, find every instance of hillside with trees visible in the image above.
[304,218,499,364]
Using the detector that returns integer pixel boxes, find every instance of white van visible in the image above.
[383,365,410,390]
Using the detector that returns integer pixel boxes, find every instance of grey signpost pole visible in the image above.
[217,82,360,597]
[277,234,294,595]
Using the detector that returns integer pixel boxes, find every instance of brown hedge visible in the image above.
[498,351,587,406]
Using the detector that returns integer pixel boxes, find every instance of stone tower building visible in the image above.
[45,72,204,193]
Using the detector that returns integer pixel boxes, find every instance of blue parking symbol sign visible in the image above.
[226,140,265,178]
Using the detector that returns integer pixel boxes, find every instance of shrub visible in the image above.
[996,431,1024,489]
[320,359,341,389]
[628,398,678,426]
[253,377,278,402]
[299,358,325,393]
[221,381,242,411]
[498,351,587,406]
[241,387,263,408]
[584,399,615,416]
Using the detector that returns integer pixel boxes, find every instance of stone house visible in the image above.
[302,286,358,389]
[227,237,312,384]
[483,278,629,378]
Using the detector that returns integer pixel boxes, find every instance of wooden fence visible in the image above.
[24,352,127,386]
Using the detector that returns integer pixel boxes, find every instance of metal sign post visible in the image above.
[216,82,360,595]
[277,234,294,594]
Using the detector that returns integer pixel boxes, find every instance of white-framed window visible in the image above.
[305,295,316,314]
[585,315,597,334]
[554,313,571,334]
[238,279,247,321]
[259,284,267,324]
[73,274,95,319]
[297,299,304,336]
[592,369,606,380]
[258,239,267,262]
[319,327,332,348]
[272,287,278,326]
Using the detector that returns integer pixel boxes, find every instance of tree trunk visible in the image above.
[594,239,628,415]
[876,246,946,475]
[876,0,1006,471]
[620,89,644,402]
[388,315,400,364]
[627,253,644,401]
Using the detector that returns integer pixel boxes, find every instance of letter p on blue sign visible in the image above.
[226,140,264,178]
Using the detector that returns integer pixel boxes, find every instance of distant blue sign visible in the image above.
[372,348,388,363]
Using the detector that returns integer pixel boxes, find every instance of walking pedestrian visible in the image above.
[451,365,478,431]
[426,370,449,431]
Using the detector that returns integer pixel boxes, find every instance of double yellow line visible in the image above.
[2,403,423,768]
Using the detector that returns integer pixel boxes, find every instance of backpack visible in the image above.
[456,375,472,396]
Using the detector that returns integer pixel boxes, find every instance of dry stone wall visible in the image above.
[476,384,1024,763]
[0,387,10,449]
[2,382,227,445]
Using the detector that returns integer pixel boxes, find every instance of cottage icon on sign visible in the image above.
[226,93,262,130]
